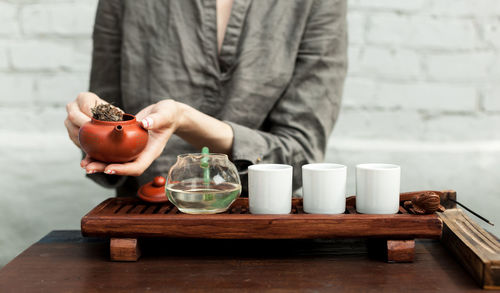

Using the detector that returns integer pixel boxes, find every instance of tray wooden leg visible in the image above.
[387,240,415,263]
[367,239,415,263]
[110,238,141,262]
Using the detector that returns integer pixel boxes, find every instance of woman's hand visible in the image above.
[64,92,108,148]
[76,93,234,177]
[82,99,184,176]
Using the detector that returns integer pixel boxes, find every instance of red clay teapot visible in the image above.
[78,114,148,163]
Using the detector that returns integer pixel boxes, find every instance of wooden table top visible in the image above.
[0,230,484,292]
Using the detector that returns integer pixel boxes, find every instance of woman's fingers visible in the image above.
[135,104,154,122]
[140,109,175,130]
[81,154,106,175]
[81,155,92,168]
[105,144,162,176]
[81,155,114,174]
[141,116,155,130]
[138,99,179,131]
[85,160,107,174]
[66,101,92,128]
[76,92,104,116]
[104,160,149,177]
[65,92,107,148]
[105,130,175,176]
[64,118,81,147]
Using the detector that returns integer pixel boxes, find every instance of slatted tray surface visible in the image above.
[81,191,450,240]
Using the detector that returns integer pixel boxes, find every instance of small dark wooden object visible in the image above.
[109,238,141,261]
[82,190,456,262]
[387,240,415,262]
[367,239,416,262]
[403,191,445,214]
[439,208,500,290]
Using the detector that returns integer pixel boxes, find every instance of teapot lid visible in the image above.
[137,176,169,203]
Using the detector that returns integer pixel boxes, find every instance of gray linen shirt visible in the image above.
[88,0,348,197]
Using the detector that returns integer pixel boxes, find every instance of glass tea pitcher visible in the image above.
[166,147,241,214]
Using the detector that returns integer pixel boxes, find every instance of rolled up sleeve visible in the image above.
[227,0,348,191]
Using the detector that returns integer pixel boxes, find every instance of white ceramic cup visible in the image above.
[302,163,347,214]
[355,163,401,214]
[248,164,293,214]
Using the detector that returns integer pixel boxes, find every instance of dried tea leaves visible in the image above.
[91,103,124,121]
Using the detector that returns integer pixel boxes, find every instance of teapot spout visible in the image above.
[111,124,124,141]
[114,125,123,133]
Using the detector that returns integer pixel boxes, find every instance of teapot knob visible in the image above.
[153,176,166,187]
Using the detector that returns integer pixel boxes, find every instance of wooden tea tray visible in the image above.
[81,190,456,263]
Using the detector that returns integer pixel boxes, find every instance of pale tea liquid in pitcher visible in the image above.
[166,179,241,214]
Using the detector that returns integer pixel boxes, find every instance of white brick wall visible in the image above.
[425,52,497,82]
[0,2,19,36]
[1,0,500,267]
[367,15,482,50]
[483,86,500,112]
[355,48,422,80]
[20,3,95,36]
[343,78,477,112]
[0,0,101,267]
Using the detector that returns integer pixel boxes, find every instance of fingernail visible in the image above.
[141,117,153,129]
[105,170,116,175]
[86,169,95,174]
